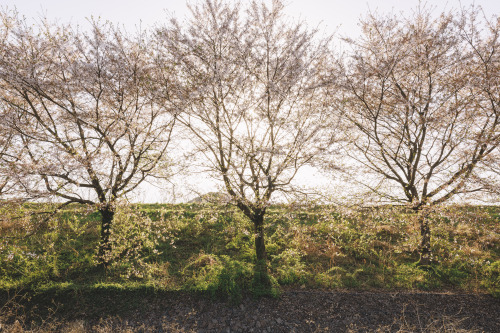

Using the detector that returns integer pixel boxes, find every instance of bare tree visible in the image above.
[156,0,335,284]
[0,15,177,265]
[336,6,500,264]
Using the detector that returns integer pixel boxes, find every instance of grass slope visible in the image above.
[1,203,499,300]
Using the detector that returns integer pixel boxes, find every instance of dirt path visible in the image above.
[85,290,499,332]
[2,290,499,332]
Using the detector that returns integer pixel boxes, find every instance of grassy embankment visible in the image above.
[0,202,498,328]
[1,203,498,295]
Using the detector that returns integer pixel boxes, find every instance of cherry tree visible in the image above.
[156,0,336,284]
[459,9,500,202]
[0,16,177,265]
[336,7,500,264]
[0,12,18,199]
[0,102,15,198]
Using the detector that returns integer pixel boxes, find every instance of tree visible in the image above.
[156,0,335,285]
[0,11,18,199]
[337,6,500,264]
[459,9,500,202]
[470,152,500,199]
[0,102,23,199]
[0,102,13,198]
[0,15,177,266]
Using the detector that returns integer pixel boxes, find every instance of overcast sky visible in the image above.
[2,0,499,37]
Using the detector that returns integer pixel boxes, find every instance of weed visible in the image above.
[0,203,498,297]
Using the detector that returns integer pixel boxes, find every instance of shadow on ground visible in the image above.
[1,289,498,332]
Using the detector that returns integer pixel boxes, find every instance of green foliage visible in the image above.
[101,205,174,279]
[250,269,280,299]
[0,203,498,298]
[0,206,97,288]
[271,249,309,285]
[482,260,500,297]
[181,252,253,302]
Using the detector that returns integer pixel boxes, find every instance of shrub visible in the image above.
[101,204,174,279]
[181,252,253,302]
[482,260,500,297]
[271,248,309,285]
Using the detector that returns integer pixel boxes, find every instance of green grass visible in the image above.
[0,203,499,301]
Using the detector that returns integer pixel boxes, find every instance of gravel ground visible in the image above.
[78,290,500,332]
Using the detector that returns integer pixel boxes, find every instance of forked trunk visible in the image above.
[97,207,115,268]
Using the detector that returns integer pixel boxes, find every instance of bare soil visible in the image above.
[56,290,500,332]
[2,289,499,332]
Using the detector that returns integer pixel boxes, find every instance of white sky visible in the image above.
[2,0,499,37]
[2,0,499,203]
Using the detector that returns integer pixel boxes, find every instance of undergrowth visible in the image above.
[0,203,498,300]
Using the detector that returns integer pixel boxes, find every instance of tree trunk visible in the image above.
[252,213,271,288]
[254,213,267,263]
[415,207,432,265]
[97,207,115,268]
